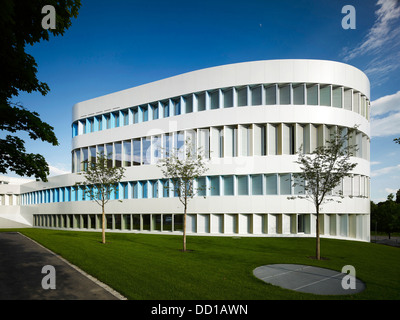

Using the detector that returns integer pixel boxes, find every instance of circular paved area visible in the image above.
[253,264,365,295]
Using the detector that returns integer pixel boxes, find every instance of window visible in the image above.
[105,114,111,129]
[152,135,162,163]
[279,173,291,195]
[185,95,193,113]
[142,105,148,122]
[175,131,184,155]
[198,128,210,159]
[82,148,88,171]
[251,85,262,106]
[279,84,290,105]
[210,90,219,109]
[320,85,331,106]
[353,92,359,114]
[251,175,263,195]
[115,142,122,167]
[237,87,247,106]
[197,92,206,111]
[133,107,139,123]
[223,176,234,196]
[133,139,141,166]
[266,174,278,195]
[151,103,159,120]
[237,175,248,195]
[344,88,352,111]
[89,146,96,166]
[268,124,278,155]
[223,88,233,108]
[113,112,119,127]
[122,110,129,125]
[197,177,206,196]
[142,137,151,165]
[106,144,113,168]
[240,125,252,156]
[163,133,172,158]
[332,86,342,108]
[210,176,220,196]
[97,116,103,131]
[293,84,305,105]
[123,140,131,167]
[172,98,181,116]
[265,85,276,105]
[307,84,318,105]
[162,100,169,118]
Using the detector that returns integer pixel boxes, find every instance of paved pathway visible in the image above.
[0,232,125,300]
[253,264,366,295]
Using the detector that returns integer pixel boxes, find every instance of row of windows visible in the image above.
[72,83,370,137]
[0,194,19,206]
[21,173,369,205]
[72,123,370,173]
[33,212,367,239]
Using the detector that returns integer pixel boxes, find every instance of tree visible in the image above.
[289,127,358,260]
[157,138,209,252]
[372,193,400,239]
[0,0,81,181]
[76,152,125,244]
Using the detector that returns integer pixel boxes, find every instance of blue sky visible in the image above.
[8,0,400,202]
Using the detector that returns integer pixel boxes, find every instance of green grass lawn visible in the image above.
[3,228,400,300]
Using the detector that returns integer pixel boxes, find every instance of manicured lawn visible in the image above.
[3,228,400,300]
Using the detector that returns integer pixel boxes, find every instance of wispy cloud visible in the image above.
[370,164,400,177]
[370,90,400,137]
[343,0,400,61]
[342,0,400,86]
[48,164,70,177]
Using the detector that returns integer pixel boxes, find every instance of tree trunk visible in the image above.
[316,205,320,260]
[183,203,187,252]
[102,203,106,244]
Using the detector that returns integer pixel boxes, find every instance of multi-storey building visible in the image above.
[0,60,371,241]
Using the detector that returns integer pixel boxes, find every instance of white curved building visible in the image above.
[0,60,371,241]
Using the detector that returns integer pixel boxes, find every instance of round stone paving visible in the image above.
[253,264,366,295]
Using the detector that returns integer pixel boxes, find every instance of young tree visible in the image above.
[76,152,125,244]
[1,0,81,181]
[157,138,209,252]
[289,127,358,260]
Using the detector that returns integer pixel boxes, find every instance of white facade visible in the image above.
[0,60,371,241]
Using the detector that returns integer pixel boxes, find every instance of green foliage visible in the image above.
[0,0,81,181]
[76,152,125,243]
[157,138,208,251]
[291,126,359,209]
[371,191,400,238]
[291,126,359,260]
[157,138,208,208]
[76,152,125,207]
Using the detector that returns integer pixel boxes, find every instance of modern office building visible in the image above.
[0,59,371,241]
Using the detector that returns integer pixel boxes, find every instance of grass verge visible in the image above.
[2,228,400,300]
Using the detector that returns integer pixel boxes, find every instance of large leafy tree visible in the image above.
[0,0,81,181]
[290,126,358,260]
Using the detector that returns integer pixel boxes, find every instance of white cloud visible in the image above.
[371,111,400,137]
[48,164,70,177]
[371,90,400,117]
[370,91,400,137]
[370,164,400,177]
[385,187,398,194]
[343,0,400,61]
